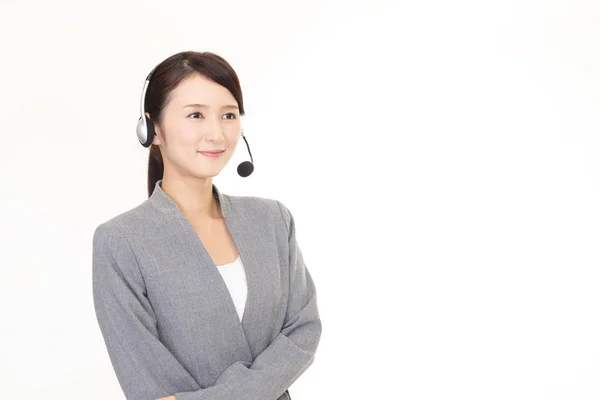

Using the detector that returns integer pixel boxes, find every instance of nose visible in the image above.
[204,115,226,142]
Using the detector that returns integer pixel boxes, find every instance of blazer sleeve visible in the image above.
[92,222,206,400]
[172,201,322,400]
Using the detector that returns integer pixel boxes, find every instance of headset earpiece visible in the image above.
[136,65,159,148]
[136,115,154,147]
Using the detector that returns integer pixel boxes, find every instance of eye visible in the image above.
[223,113,238,120]
[188,112,203,119]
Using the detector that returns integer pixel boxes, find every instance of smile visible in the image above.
[197,150,225,158]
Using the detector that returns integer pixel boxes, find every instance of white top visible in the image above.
[216,255,247,321]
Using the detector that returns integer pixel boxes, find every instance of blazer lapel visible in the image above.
[215,184,283,358]
[216,190,262,348]
[149,179,263,357]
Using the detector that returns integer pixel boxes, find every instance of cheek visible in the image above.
[163,131,198,160]
[226,128,241,143]
[168,129,199,152]
[179,125,200,143]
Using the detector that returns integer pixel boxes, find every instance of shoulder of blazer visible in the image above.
[93,200,154,233]
[94,192,291,238]
[224,193,291,235]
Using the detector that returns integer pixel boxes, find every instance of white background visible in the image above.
[1,0,599,399]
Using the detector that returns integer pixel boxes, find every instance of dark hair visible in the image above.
[144,51,246,198]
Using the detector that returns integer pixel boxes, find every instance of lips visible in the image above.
[197,150,225,158]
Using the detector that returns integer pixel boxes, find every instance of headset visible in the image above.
[136,63,255,177]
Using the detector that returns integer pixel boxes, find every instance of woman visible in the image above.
[92,51,322,400]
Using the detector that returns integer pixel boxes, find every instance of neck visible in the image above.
[160,175,221,220]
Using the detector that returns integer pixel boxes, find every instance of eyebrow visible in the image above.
[183,103,239,110]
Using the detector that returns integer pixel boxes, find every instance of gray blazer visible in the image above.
[92,179,322,400]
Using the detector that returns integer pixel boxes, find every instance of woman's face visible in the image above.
[151,73,242,179]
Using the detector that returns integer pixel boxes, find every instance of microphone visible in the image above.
[237,161,254,177]
[237,131,254,177]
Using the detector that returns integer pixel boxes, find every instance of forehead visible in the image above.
[169,73,236,106]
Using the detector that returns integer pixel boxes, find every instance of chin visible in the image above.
[192,168,223,178]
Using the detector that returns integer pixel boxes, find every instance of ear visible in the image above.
[152,128,163,146]
[146,112,163,146]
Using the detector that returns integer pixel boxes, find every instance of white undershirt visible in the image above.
[216,255,247,321]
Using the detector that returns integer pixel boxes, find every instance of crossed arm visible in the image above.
[92,201,321,400]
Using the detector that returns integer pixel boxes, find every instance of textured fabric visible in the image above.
[216,256,247,321]
[92,179,321,400]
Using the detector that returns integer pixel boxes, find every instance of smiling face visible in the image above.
[150,73,242,179]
